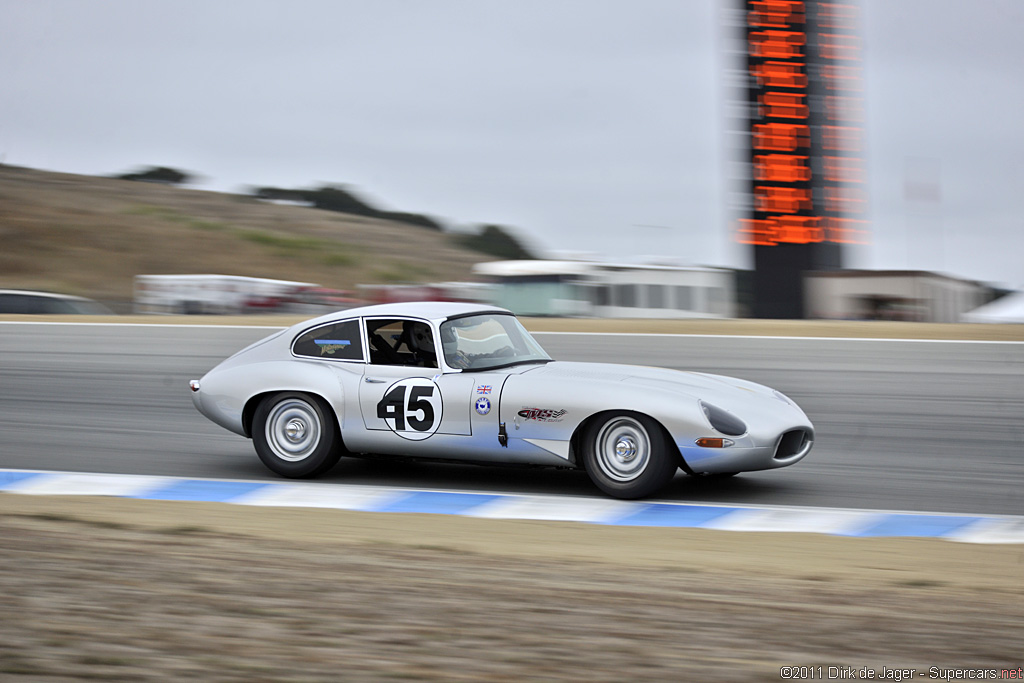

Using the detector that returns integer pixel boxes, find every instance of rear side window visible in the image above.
[292,320,363,361]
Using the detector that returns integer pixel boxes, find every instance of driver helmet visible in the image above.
[410,323,435,353]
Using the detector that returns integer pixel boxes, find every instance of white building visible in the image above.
[472,260,736,318]
[803,270,990,322]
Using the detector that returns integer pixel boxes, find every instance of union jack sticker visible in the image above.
[476,385,492,395]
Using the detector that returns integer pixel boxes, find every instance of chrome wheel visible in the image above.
[264,398,321,462]
[583,412,677,499]
[594,416,651,482]
[253,392,342,479]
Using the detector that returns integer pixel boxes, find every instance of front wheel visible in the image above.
[582,412,678,499]
[252,392,341,478]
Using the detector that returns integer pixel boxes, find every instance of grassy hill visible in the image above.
[0,165,495,305]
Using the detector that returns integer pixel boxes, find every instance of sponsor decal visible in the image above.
[517,407,567,423]
[314,339,351,356]
[474,396,491,415]
[476,385,492,395]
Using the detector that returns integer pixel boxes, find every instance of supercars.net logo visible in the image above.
[517,408,567,422]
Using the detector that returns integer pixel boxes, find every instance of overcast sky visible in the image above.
[1,1,1021,288]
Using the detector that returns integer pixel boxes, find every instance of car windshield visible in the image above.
[439,313,551,371]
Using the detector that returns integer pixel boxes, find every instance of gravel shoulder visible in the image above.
[1,495,1021,681]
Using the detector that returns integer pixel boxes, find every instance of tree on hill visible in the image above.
[251,184,442,231]
[115,166,192,185]
[456,224,536,260]
[304,186,382,216]
[376,210,443,231]
[253,186,308,203]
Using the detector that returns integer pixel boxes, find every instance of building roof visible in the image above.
[473,259,724,278]
[805,269,984,286]
[472,260,595,277]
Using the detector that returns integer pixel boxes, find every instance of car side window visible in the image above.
[0,294,24,314]
[365,318,438,368]
[0,294,81,314]
[292,320,364,361]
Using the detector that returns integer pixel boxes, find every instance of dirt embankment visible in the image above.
[1,495,1021,681]
[0,165,489,302]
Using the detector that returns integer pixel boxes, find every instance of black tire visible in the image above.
[582,412,678,499]
[252,392,341,478]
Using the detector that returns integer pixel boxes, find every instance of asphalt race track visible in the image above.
[1,322,1021,516]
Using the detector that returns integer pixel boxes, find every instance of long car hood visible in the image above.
[519,361,785,411]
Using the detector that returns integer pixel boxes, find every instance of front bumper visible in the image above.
[681,426,814,474]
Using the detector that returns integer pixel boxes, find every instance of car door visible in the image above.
[349,315,569,465]
[356,317,473,451]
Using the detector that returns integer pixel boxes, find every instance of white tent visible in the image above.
[961,291,1024,323]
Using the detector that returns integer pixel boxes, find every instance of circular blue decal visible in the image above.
[474,396,491,416]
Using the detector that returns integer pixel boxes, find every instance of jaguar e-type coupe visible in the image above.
[189,302,813,499]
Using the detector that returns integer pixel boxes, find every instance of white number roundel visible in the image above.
[375,378,443,441]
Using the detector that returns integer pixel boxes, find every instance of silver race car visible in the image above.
[190,302,813,499]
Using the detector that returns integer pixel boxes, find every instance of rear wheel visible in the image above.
[252,392,341,478]
[582,412,678,499]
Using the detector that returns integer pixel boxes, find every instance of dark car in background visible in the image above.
[0,290,113,315]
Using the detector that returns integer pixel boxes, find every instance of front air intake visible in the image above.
[774,429,809,460]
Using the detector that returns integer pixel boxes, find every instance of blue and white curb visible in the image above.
[1,469,1021,543]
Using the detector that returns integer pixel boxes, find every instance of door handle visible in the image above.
[364,377,388,384]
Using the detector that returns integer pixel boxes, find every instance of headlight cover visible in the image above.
[700,401,747,436]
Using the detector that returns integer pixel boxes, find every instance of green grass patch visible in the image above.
[372,267,411,283]
[125,205,229,232]
[372,261,437,282]
[237,230,323,251]
[237,229,359,266]
[190,219,228,231]
[124,211,362,265]
[125,204,183,220]
[320,251,357,266]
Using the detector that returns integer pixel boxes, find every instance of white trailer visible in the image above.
[134,274,318,314]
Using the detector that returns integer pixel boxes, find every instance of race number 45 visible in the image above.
[376,378,443,440]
